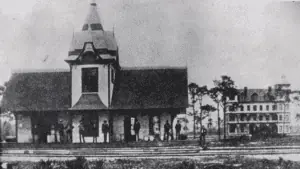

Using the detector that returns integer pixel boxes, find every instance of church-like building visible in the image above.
[1,2,188,143]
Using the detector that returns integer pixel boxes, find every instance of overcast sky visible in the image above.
[0,0,299,89]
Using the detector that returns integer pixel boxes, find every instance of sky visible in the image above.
[0,0,300,90]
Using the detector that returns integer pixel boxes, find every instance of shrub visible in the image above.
[179,134,188,140]
[66,156,89,169]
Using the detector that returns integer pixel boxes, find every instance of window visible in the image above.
[82,68,98,93]
[90,24,103,30]
[272,105,277,111]
[279,126,283,133]
[266,105,269,111]
[247,105,250,111]
[229,106,234,111]
[82,24,89,31]
[259,115,263,121]
[279,104,283,111]
[229,114,235,121]
[265,115,269,121]
[251,93,258,102]
[253,115,257,121]
[279,115,283,121]
[253,105,257,111]
[229,124,236,133]
[240,114,245,121]
[240,124,245,133]
[272,114,278,120]
[259,105,263,111]
[240,105,244,111]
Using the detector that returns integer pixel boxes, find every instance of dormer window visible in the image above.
[82,68,98,93]
[82,24,89,31]
[90,23,103,30]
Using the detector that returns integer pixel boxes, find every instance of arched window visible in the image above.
[251,93,259,102]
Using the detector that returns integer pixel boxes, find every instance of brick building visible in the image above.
[0,2,188,143]
[225,83,291,138]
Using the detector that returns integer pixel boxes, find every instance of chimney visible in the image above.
[244,87,248,97]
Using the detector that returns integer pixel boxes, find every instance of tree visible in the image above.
[197,104,217,128]
[188,83,209,138]
[210,75,239,140]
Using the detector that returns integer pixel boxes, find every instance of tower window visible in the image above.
[259,105,263,111]
[82,24,89,31]
[266,105,269,111]
[82,68,98,93]
[240,105,244,111]
[90,24,103,30]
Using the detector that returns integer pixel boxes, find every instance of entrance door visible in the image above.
[124,116,136,142]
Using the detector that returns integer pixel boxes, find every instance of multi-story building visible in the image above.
[225,83,291,138]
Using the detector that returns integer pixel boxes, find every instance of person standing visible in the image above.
[134,119,141,142]
[79,119,85,143]
[102,120,109,143]
[92,121,97,143]
[175,120,182,140]
[200,125,207,146]
[164,120,171,141]
[57,120,65,143]
[65,122,74,143]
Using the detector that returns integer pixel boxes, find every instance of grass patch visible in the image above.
[5,156,300,169]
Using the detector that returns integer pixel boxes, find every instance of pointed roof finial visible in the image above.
[81,0,103,31]
[91,0,96,6]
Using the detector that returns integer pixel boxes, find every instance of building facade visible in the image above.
[225,84,291,138]
[0,2,188,143]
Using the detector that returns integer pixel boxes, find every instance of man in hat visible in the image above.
[79,118,85,143]
[134,119,141,142]
[164,120,171,141]
[102,120,109,143]
[175,120,182,140]
[57,119,65,143]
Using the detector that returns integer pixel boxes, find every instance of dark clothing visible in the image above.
[66,124,73,143]
[134,121,141,132]
[164,123,171,141]
[102,123,109,143]
[92,123,97,143]
[200,127,207,146]
[134,121,141,141]
[175,123,181,140]
[57,123,65,143]
[79,123,85,143]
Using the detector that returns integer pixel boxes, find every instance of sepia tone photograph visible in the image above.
[1,0,300,168]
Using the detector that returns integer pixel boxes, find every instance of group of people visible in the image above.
[57,120,74,143]
[78,119,110,143]
[163,120,183,141]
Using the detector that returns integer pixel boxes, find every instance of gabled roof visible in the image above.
[1,68,188,112]
[111,68,188,109]
[1,71,71,112]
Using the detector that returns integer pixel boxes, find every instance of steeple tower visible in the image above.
[82,0,103,31]
[65,1,119,109]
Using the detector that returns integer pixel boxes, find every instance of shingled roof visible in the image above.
[238,88,275,102]
[111,68,188,109]
[1,68,188,112]
[1,71,71,112]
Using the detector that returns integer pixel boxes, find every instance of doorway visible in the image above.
[124,116,136,142]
